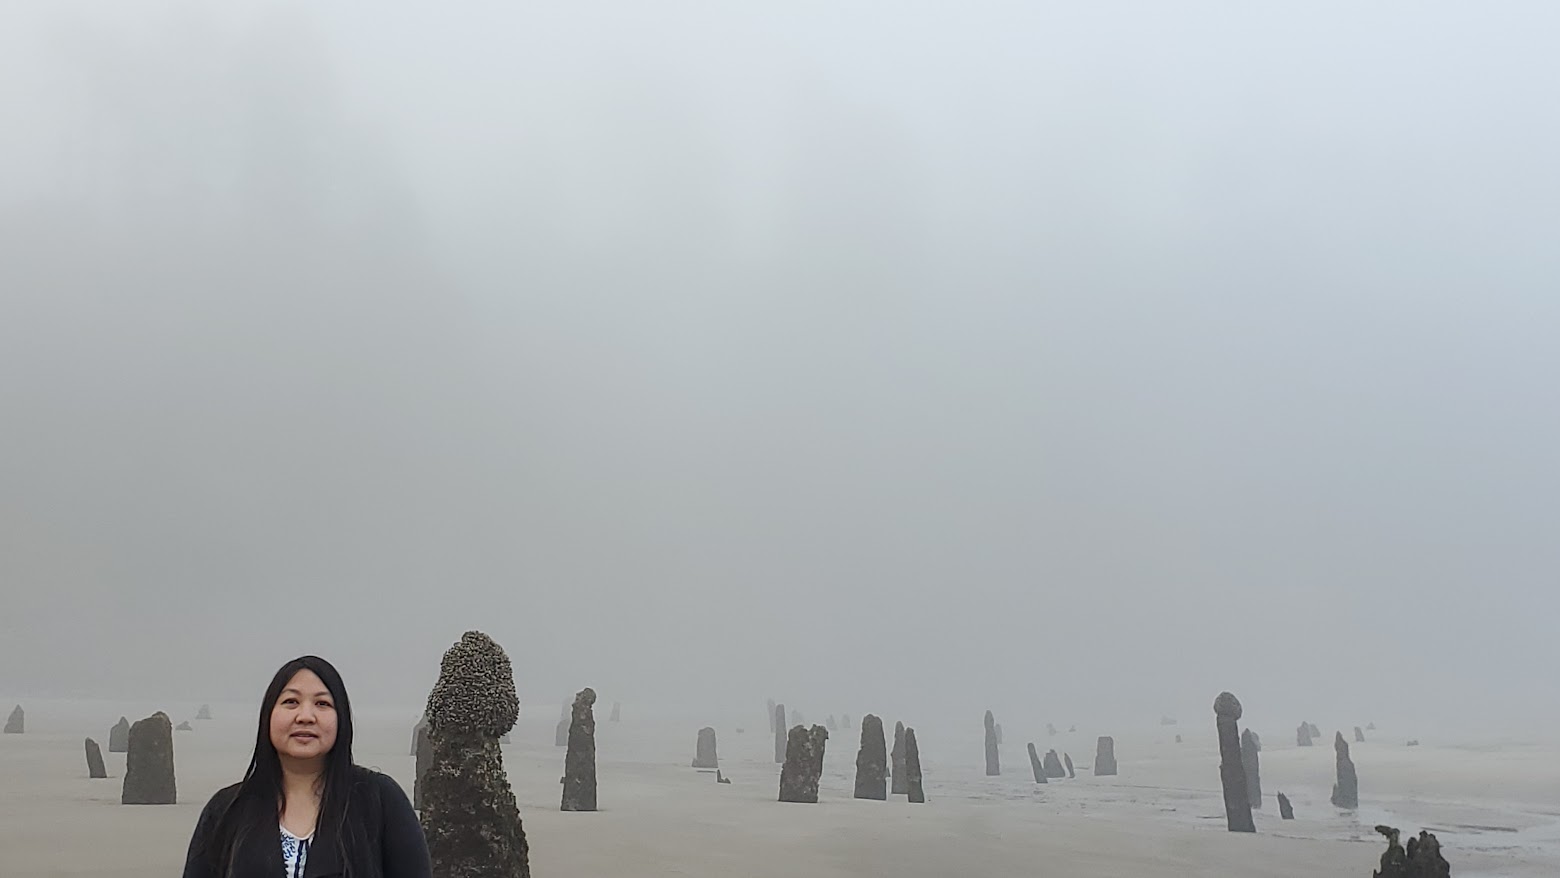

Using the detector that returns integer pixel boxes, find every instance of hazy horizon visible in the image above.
[3,2,1557,735]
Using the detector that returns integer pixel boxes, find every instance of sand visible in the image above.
[2,699,1556,877]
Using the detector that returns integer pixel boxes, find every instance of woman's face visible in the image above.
[269,668,339,766]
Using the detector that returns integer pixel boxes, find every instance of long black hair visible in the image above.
[201,655,364,876]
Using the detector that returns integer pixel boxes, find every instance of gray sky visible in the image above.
[2,1,1556,733]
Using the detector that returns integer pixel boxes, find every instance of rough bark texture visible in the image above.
[693,727,719,769]
[85,738,107,778]
[1240,728,1262,808]
[109,717,130,753]
[420,630,528,878]
[773,705,787,764]
[122,712,175,804]
[1373,826,1451,878]
[4,705,22,734]
[984,710,1000,776]
[904,728,925,803]
[853,714,887,800]
[1277,792,1294,819]
[1027,743,1047,783]
[424,732,528,877]
[778,725,828,804]
[561,687,597,812]
[1094,737,1117,776]
[890,721,908,794]
[1214,692,1255,832]
[1331,732,1359,809]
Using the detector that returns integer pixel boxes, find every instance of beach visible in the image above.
[3,699,1556,877]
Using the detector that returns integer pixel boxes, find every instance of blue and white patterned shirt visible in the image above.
[280,824,312,878]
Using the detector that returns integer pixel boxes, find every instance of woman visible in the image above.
[182,656,431,878]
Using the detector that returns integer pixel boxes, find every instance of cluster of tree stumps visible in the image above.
[1206,693,1455,874]
[390,670,1446,876]
[974,709,1090,787]
[770,711,924,805]
[10,705,178,797]
[1373,826,1451,877]
[16,662,1460,878]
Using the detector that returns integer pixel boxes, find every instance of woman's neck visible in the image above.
[279,757,325,802]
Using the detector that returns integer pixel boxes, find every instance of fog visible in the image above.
[3,1,1557,735]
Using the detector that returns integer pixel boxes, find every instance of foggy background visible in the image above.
[2,1,1557,734]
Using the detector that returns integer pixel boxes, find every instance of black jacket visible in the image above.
[181,767,431,878]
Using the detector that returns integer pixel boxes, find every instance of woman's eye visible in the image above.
[316,701,333,710]
[282,698,298,706]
